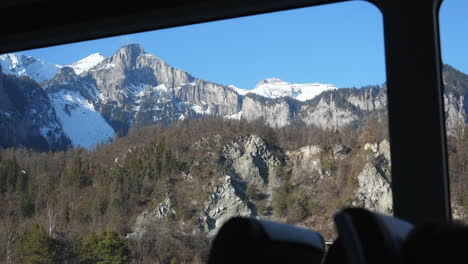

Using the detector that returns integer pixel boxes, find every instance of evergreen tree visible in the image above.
[17,224,52,264]
[81,230,130,264]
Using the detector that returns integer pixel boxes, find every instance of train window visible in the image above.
[439,0,468,224]
[0,1,389,262]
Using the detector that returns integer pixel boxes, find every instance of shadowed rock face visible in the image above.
[0,69,70,151]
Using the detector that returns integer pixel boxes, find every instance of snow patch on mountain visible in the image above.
[191,104,212,115]
[48,90,115,149]
[246,78,337,101]
[129,83,149,97]
[228,85,249,95]
[69,53,105,75]
[225,111,243,120]
[0,54,61,83]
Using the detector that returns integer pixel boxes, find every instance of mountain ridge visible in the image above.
[1,43,467,150]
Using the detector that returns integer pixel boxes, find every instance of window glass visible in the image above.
[439,0,468,224]
[0,1,388,262]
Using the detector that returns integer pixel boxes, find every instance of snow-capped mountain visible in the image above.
[235,78,337,101]
[0,52,106,83]
[0,44,387,150]
[69,53,105,75]
[3,43,468,152]
[0,53,61,83]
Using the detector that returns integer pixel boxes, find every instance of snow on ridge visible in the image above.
[228,85,249,95]
[0,53,61,83]
[228,79,336,101]
[250,78,337,101]
[69,53,106,75]
[48,90,115,150]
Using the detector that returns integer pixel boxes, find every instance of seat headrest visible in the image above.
[401,222,468,264]
[333,208,413,264]
[208,217,325,264]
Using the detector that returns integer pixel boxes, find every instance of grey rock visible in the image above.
[444,93,465,136]
[353,140,392,214]
[300,95,358,130]
[287,145,324,182]
[240,96,292,127]
[221,135,283,189]
[128,196,176,239]
[333,145,352,159]
[198,175,254,237]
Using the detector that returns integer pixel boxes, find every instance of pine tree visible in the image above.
[81,230,130,264]
[17,224,52,264]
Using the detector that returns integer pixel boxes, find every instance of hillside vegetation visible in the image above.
[0,117,466,264]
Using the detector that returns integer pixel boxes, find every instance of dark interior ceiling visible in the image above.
[0,0,344,54]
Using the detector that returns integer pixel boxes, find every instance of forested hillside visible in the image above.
[0,117,466,264]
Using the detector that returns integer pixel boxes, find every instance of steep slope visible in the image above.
[37,44,391,134]
[0,65,70,151]
[442,64,468,135]
[43,67,115,149]
[44,44,242,136]
[4,44,468,151]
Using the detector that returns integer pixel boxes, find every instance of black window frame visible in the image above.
[0,0,451,224]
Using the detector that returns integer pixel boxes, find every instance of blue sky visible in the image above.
[21,0,466,90]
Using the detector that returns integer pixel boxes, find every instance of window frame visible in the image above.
[0,0,451,224]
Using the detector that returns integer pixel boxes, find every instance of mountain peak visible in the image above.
[109,43,147,69]
[256,78,285,87]
[0,53,60,82]
[117,43,146,56]
[69,53,105,74]
[251,78,337,101]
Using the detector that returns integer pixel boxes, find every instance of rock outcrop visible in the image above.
[353,140,392,214]
[286,145,325,182]
[221,135,284,189]
[198,175,253,236]
[128,195,176,238]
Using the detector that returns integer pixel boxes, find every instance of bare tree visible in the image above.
[47,208,57,239]
[1,221,18,264]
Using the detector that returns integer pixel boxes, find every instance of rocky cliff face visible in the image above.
[353,140,392,214]
[129,133,395,239]
[198,175,254,236]
[197,135,284,235]
[299,94,359,130]
[34,44,398,147]
[221,135,284,189]
[2,45,468,151]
